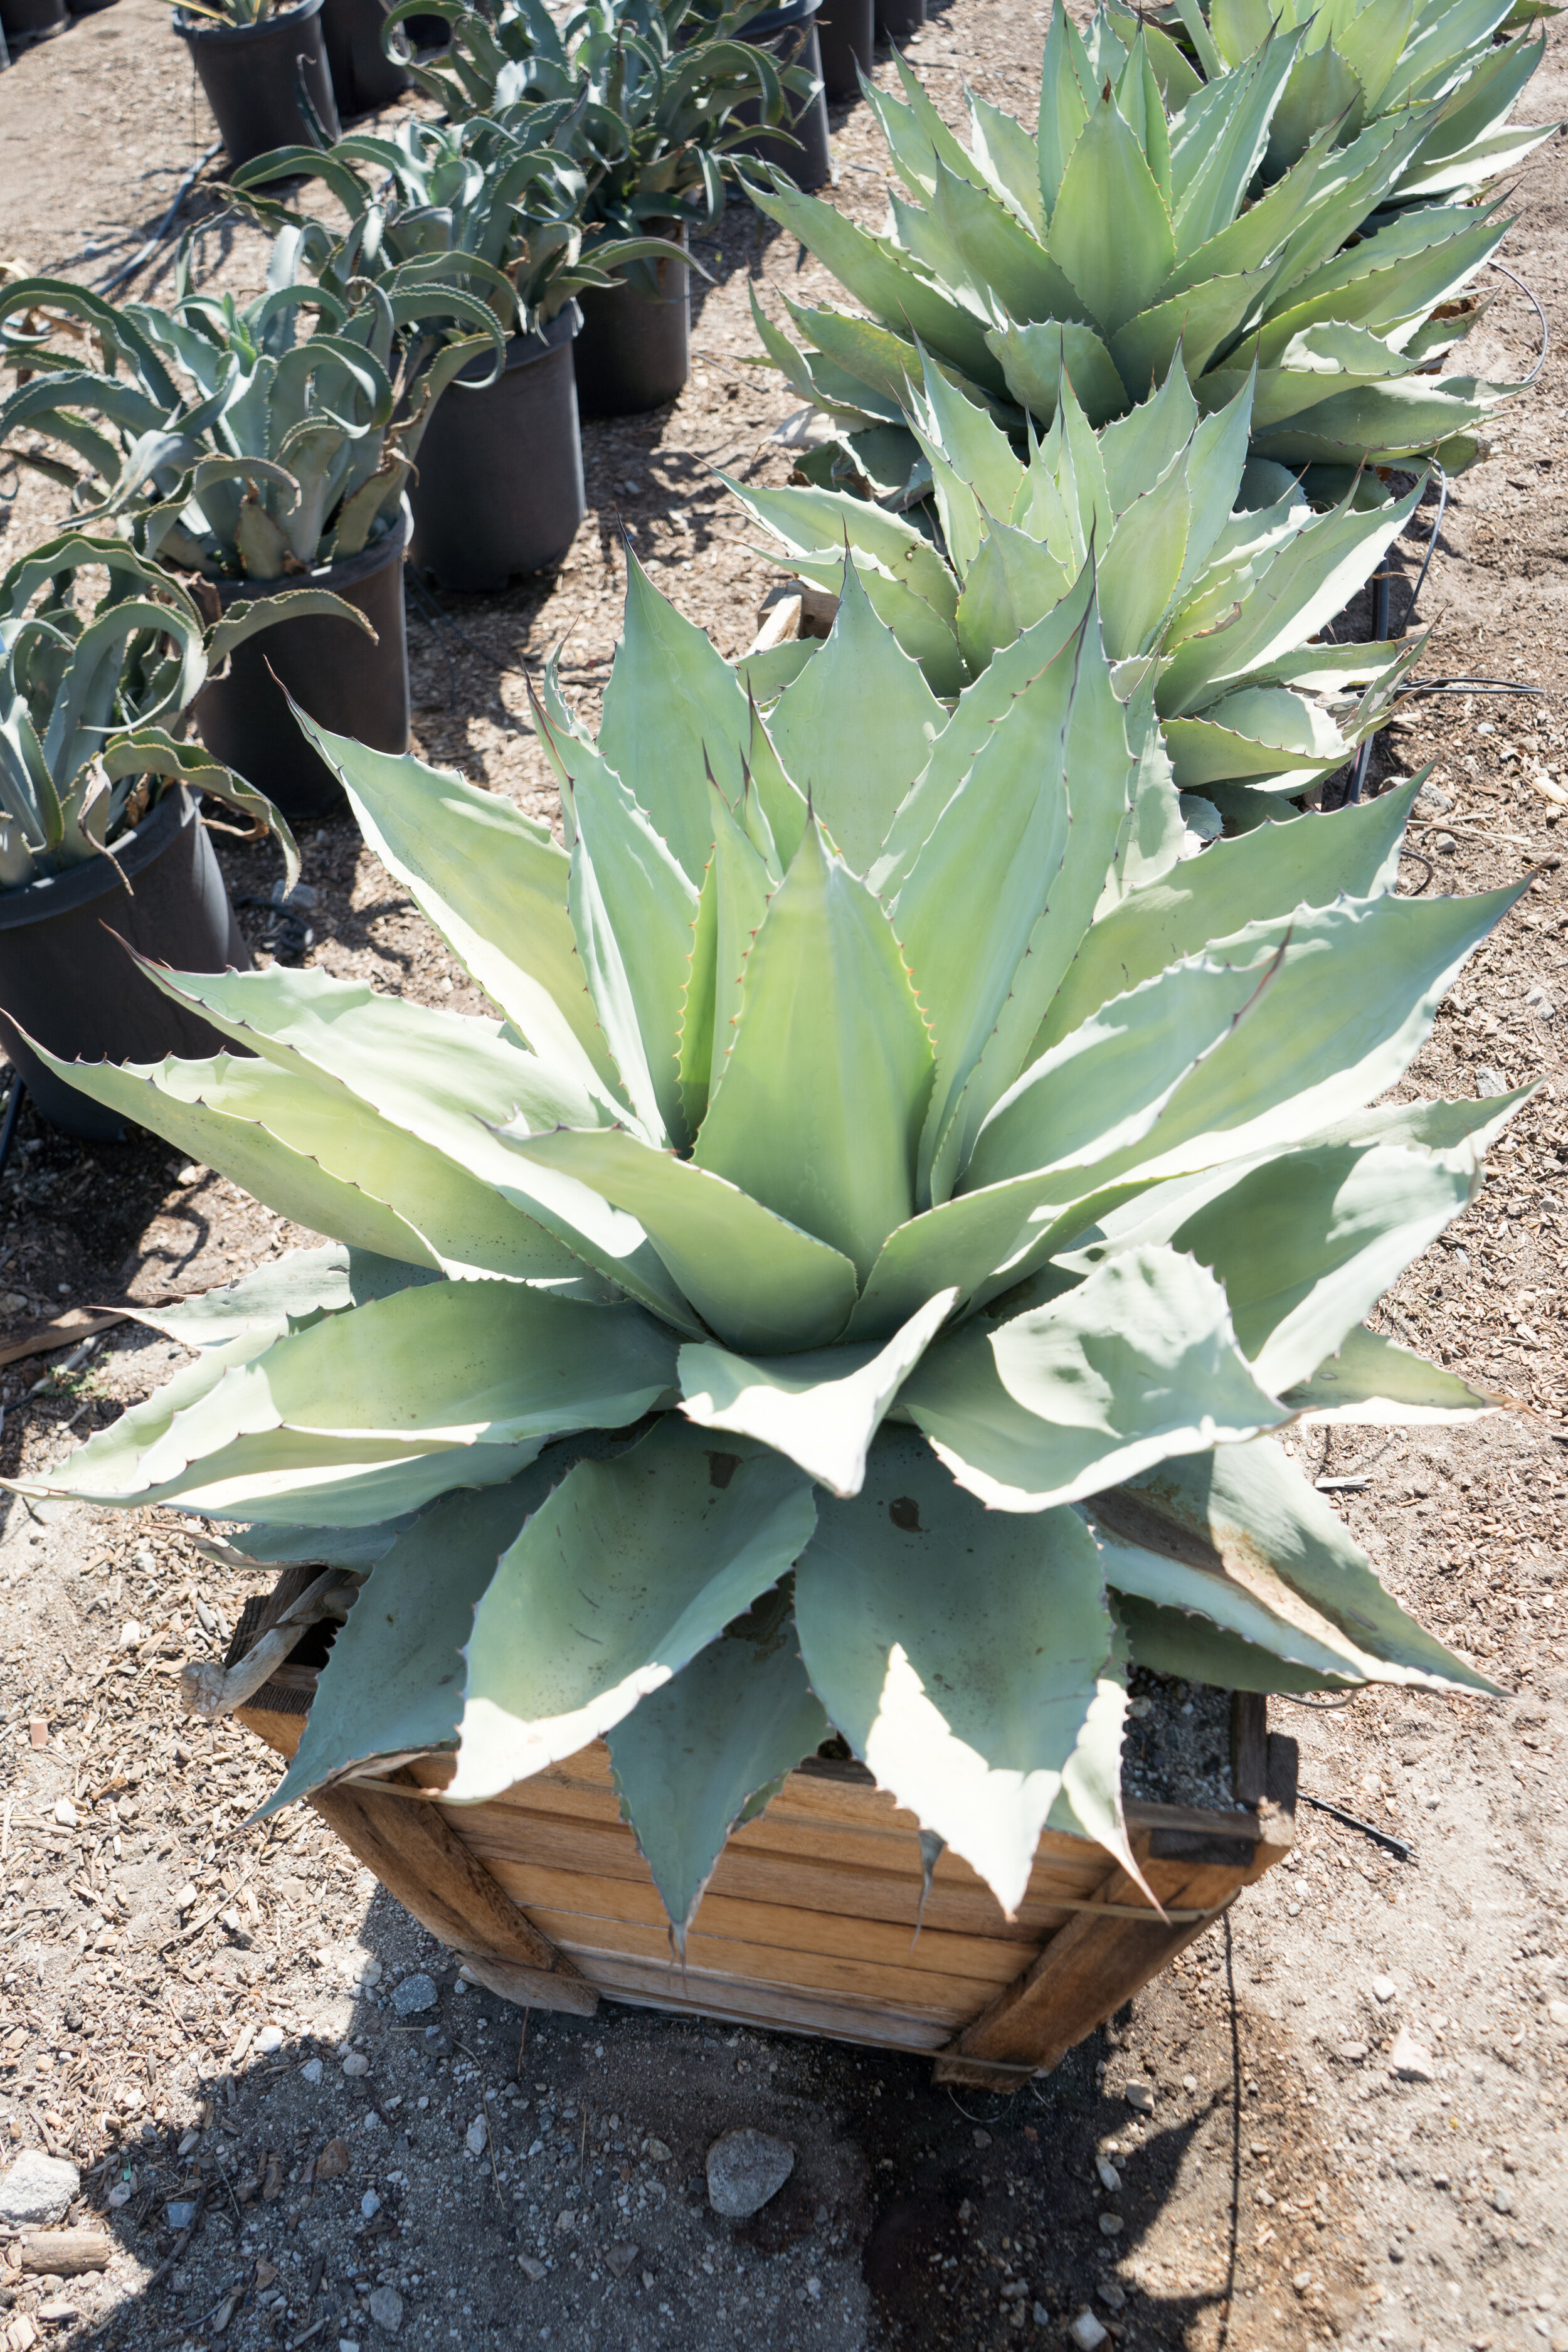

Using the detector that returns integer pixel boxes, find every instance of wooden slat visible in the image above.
[575,1954,953,2052]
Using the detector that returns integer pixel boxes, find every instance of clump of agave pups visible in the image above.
[16,555,1520,1933]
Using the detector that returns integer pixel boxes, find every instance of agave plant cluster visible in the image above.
[0,530,319,888]
[23,560,1517,1928]
[746,0,1550,489]
[731,358,1426,814]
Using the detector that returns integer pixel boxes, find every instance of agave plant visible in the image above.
[729,358,1425,812]
[0,529,319,888]
[0,228,504,582]
[18,566,1517,1929]
[384,0,807,278]
[745,0,1544,480]
[231,108,683,336]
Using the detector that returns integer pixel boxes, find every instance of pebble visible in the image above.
[1124,2081,1155,2114]
[367,2286,403,2333]
[973,2128,992,2148]
[107,2184,132,2209]
[1070,2312,1109,2350]
[646,2138,672,2162]
[302,2059,324,2085]
[1372,1976,1397,2003]
[392,1973,438,2018]
[1547,2000,1568,2029]
[1475,1062,1508,1096]
[605,2242,638,2277]
[339,2339,359,2352]
[1389,2026,1435,2082]
[315,2140,351,2181]
[0,2152,80,2227]
[255,2025,285,2055]
[805,2276,822,2301]
[361,2191,381,2220]
[465,2118,489,2157]
[706,2127,795,2218]
[1098,2281,1126,2310]
[355,1959,384,1987]
[119,1621,143,1650]
[519,2256,546,2282]
[555,2210,576,2233]
[52,1799,77,1829]
[177,2131,200,2158]
[1096,2159,1121,2191]
[1182,2075,1197,2093]
[343,2053,371,2079]
[176,1883,198,1913]
[167,2200,200,2231]
[1098,2213,1124,2237]
[1033,2304,1049,2328]
[1493,2186,1514,2215]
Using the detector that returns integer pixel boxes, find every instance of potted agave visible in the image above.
[0,247,502,817]
[237,112,678,586]
[172,0,341,171]
[390,0,809,415]
[743,0,1546,482]
[16,564,1515,2075]
[0,531,307,1140]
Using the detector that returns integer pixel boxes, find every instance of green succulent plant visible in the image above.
[19,568,1518,1929]
[744,0,1547,487]
[729,359,1426,817]
[0,230,504,583]
[0,529,323,889]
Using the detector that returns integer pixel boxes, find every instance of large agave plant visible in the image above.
[18,570,1518,1928]
[746,0,1545,480]
[729,356,1424,812]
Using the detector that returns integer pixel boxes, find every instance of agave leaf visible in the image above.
[1255,208,1508,360]
[135,1244,427,1349]
[1173,33,1302,258]
[986,318,1128,427]
[930,159,1088,325]
[902,1245,1284,1511]
[607,1602,830,1939]
[1109,265,1275,400]
[1096,452,1193,657]
[694,822,935,1283]
[766,559,946,876]
[913,349,1027,527]
[793,1426,1135,1915]
[446,1419,818,1801]
[966,85,1051,239]
[1162,694,1355,789]
[1096,356,1200,512]
[1244,372,1510,468]
[207,1518,413,1572]
[1266,40,1367,177]
[1036,1,1095,218]
[678,1288,957,1498]
[1115,1597,1352,1692]
[1280,1322,1498,1424]
[1049,90,1177,335]
[1107,1436,1500,1693]
[720,473,959,625]
[954,519,1078,673]
[1096,1512,1380,1681]
[498,1125,859,1353]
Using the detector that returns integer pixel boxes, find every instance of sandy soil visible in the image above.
[0,1,1566,2349]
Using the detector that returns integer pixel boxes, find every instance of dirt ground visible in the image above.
[1,1,1567,2349]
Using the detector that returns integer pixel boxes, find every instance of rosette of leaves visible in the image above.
[0,228,505,582]
[728,356,1426,816]
[383,0,806,282]
[232,108,684,335]
[0,530,312,887]
[744,0,1542,485]
[18,566,1518,1929]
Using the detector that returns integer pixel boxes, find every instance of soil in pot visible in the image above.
[574,230,689,420]
[320,0,407,117]
[174,0,341,174]
[815,0,873,98]
[731,0,832,191]
[874,0,925,39]
[0,788,252,1143]
[194,509,410,823]
[408,309,585,594]
[1,0,68,41]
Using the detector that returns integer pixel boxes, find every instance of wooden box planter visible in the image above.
[227,1581,1296,2089]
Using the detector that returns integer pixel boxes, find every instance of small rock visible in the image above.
[1389,2242,1406,2264]
[1098,2212,1124,2237]
[646,2138,672,2162]
[805,2276,822,2301]
[465,2117,489,2157]
[315,2139,351,2182]
[642,2272,655,2291]
[339,2340,360,2352]
[177,2130,200,2158]
[52,1799,77,1829]
[254,2025,285,2056]
[355,1958,383,1986]
[1033,2305,1050,2328]
[1124,2080,1154,2114]
[35,2299,79,2324]
[706,2127,795,2218]
[1475,1062,1508,1096]
[1292,2270,1313,2292]
[605,2242,638,2278]
[1097,2280,1126,2309]
[555,2209,576,2233]
[361,2191,381,2220]
[1182,2074,1197,2093]
[342,2052,371,2079]
[1070,2312,1109,2351]
[1372,1976,1397,2004]
[622,480,642,496]
[107,2183,133,2209]
[1547,1999,1568,2029]
[0,2152,80,2227]
[392,1973,437,2018]
[301,2058,324,2085]
[367,2286,402,2333]
[176,1883,198,1914]
[519,2255,546,2282]
[1493,2186,1514,2215]
[1339,2042,1369,2062]
[973,2128,992,2149]
[166,2199,200,2230]
[1096,2158,1121,2192]
[1389,2026,1435,2082]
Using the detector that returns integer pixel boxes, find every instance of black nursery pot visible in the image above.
[874,0,924,40]
[733,0,832,191]
[319,0,407,117]
[0,789,252,1143]
[0,0,68,42]
[814,0,872,98]
[408,308,585,593]
[574,228,689,420]
[174,0,341,174]
[194,509,410,824]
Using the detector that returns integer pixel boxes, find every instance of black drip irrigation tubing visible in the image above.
[0,1076,26,1187]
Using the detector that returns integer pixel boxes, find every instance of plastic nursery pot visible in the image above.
[173,0,341,175]
[194,508,410,824]
[0,0,68,42]
[814,0,873,99]
[733,0,832,192]
[0,789,252,1144]
[65,0,120,18]
[574,225,689,421]
[408,308,585,593]
[874,0,925,41]
[319,0,407,118]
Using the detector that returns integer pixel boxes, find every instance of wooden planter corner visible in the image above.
[226,1578,1296,2086]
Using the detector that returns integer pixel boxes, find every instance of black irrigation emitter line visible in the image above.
[1300,1792,1415,1863]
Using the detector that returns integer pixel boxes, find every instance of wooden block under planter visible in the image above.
[230,1588,1295,2084]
